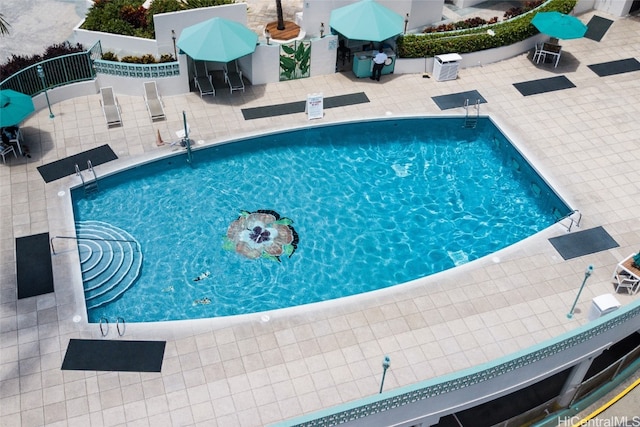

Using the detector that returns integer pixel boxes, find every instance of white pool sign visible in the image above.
[306,93,323,120]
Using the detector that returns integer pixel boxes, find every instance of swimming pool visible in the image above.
[72,117,570,323]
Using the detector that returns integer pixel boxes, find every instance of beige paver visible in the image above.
[2,7,640,427]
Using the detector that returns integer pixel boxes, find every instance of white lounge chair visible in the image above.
[100,87,122,127]
[193,61,215,97]
[224,61,245,94]
[143,81,165,121]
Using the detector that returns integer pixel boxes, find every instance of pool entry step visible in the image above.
[75,221,143,310]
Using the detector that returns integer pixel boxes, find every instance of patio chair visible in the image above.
[533,43,546,64]
[143,81,165,121]
[100,87,122,127]
[223,61,245,94]
[614,271,640,295]
[193,61,215,97]
[1,142,17,164]
[3,126,24,156]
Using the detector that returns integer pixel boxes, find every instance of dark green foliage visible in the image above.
[1,41,85,81]
[159,54,176,63]
[396,0,576,59]
[101,51,119,61]
[108,53,174,63]
[82,0,235,39]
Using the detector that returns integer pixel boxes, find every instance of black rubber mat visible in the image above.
[431,90,487,110]
[584,15,613,42]
[16,232,54,299]
[37,144,118,183]
[513,75,576,96]
[62,339,166,372]
[549,226,618,260]
[588,58,640,77]
[241,92,370,120]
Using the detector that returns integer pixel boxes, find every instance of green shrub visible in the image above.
[82,0,235,39]
[120,55,143,63]
[101,51,119,61]
[159,54,176,63]
[396,0,576,58]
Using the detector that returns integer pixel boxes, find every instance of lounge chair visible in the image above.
[223,61,245,94]
[193,61,215,97]
[100,87,122,127]
[143,81,165,121]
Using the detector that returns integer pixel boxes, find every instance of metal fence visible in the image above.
[0,41,102,96]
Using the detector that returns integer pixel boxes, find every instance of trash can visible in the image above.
[588,293,621,321]
[433,53,462,82]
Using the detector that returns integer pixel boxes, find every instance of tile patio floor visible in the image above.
[1,9,640,427]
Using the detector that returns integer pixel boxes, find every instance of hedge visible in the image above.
[396,0,577,58]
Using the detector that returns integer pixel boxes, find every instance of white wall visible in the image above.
[593,0,633,15]
[245,35,338,85]
[244,44,280,85]
[451,0,487,9]
[74,28,158,58]
[32,80,99,111]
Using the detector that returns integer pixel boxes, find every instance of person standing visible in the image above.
[371,47,388,81]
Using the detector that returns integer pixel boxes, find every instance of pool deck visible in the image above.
[2,8,640,427]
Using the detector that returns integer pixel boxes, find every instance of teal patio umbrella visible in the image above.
[330,0,404,42]
[531,12,587,40]
[0,89,35,127]
[177,17,258,62]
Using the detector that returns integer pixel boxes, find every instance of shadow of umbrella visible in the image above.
[533,51,581,74]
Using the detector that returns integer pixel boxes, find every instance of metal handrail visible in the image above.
[556,209,582,232]
[50,235,140,254]
[0,41,101,95]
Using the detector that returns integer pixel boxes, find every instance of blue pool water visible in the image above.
[72,117,570,323]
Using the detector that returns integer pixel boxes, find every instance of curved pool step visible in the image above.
[75,220,143,310]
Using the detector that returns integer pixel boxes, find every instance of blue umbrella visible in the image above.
[531,12,587,40]
[330,0,404,42]
[0,89,35,127]
[177,17,258,63]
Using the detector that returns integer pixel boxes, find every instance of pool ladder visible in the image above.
[463,98,480,129]
[75,160,99,194]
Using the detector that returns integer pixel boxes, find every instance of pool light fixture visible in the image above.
[36,65,54,119]
[379,355,390,393]
[567,265,594,319]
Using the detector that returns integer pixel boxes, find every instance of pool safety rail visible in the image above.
[75,160,99,194]
[99,317,126,337]
[556,209,583,232]
[463,98,480,128]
